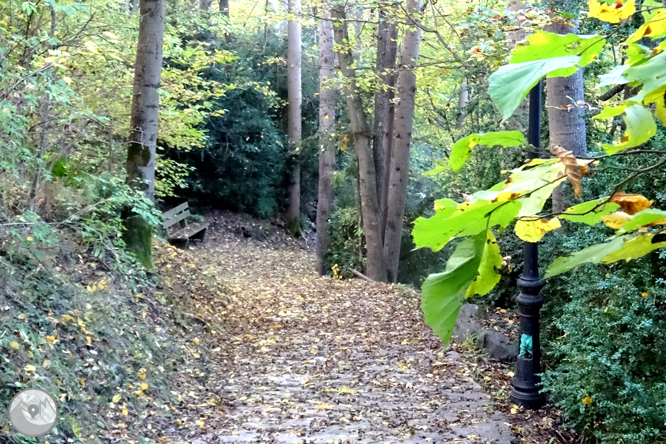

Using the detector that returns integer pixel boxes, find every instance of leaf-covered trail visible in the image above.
[172,215,513,443]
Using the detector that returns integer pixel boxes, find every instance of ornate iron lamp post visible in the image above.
[510,80,547,410]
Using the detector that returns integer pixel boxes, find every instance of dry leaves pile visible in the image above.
[140,211,518,443]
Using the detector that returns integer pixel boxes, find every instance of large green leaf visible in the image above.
[421,231,486,345]
[601,234,666,262]
[598,65,629,88]
[510,31,605,73]
[474,160,566,217]
[593,104,628,120]
[413,198,521,252]
[621,209,666,231]
[624,51,666,104]
[489,56,580,121]
[449,131,526,172]
[601,105,657,155]
[545,237,625,278]
[465,230,502,297]
[560,199,621,226]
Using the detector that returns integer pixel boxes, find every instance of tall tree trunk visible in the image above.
[219,0,229,15]
[546,17,586,213]
[456,78,468,130]
[383,0,422,283]
[125,0,165,268]
[373,4,398,239]
[315,5,336,275]
[285,0,302,234]
[332,4,387,282]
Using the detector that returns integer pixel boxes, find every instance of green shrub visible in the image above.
[541,255,666,443]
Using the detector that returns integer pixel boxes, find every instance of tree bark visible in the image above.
[285,0,302,234]
[315,5,336,275]
[219,0,229,15]
[332,4,387,282]
[373,3,398,239]
[456,78,469,130]
[125,0,165,267]
[383,0,422,283]
[200,0,212,11]
[546,17,586,213]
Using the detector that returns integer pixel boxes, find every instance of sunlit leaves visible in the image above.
[593,104,627,120]
[588,0,636,23]
[515,217,561,242]
[624,52,666,104]
[449,131,526,172]
[510,31,605,72]
[546,233,666,277]
[465,231,502,297]
[621,209,666,231]
[601,105,657,155]
[627,9,666,43]
[421,232,486,345]
[545,237,625,277]
[413,198,521,252]
[489,56,580,121]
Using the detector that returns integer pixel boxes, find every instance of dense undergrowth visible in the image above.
[0,222,228,443]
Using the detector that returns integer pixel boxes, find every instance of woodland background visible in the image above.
[2,0,666,442]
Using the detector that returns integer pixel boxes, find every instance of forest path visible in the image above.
[176,214,513,444]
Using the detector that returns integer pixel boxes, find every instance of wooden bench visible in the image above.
[162,202,209,249]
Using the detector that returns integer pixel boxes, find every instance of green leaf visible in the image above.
[560,199,621,226]
[510,31,605,69]
[597,65,628,88]
[601,234,666,262]
[593,104,627,120]
[449,131,526,172]
[413,199,521,252]
[465,230,502,297]
[489,56,580,121]
[421,231,486,345]
[545,237,625,278]
[625,51,666,103]
[474,160,566,217]
[601,105,656,155]
[621,209,666,231]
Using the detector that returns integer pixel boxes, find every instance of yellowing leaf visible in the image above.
[601,212,633,229]
[627,9,666,43]
[515,218,562,242]
[18,314,26,320]
[610,192,653,215]
[642,292,650,297]
[43,360,51,368]
[588,0,636,23]
[582,396,593,405]
[140,383,148,391]
[10,342,19,350]
[193,338,200,345]
[340,144,347,151]
[26,236,34,242]
[79,379,86,387]
[121,404,128,416]
[25,365,36,374]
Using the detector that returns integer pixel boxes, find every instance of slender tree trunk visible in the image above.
[315,5,336,275]
[456,78,469,130]
[125,0,165,268]
[219,0,229,15]
[546,17,586,213]
[332,4,387,282]
[28,6,56,212]
[285,0,302,234]
[383,0,422,283]
[373,4,398,239]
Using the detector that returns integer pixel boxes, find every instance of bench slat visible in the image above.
[163,202,189,220]
[163,209,190,229]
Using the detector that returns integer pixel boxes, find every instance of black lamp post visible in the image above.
[510,80,547,410]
